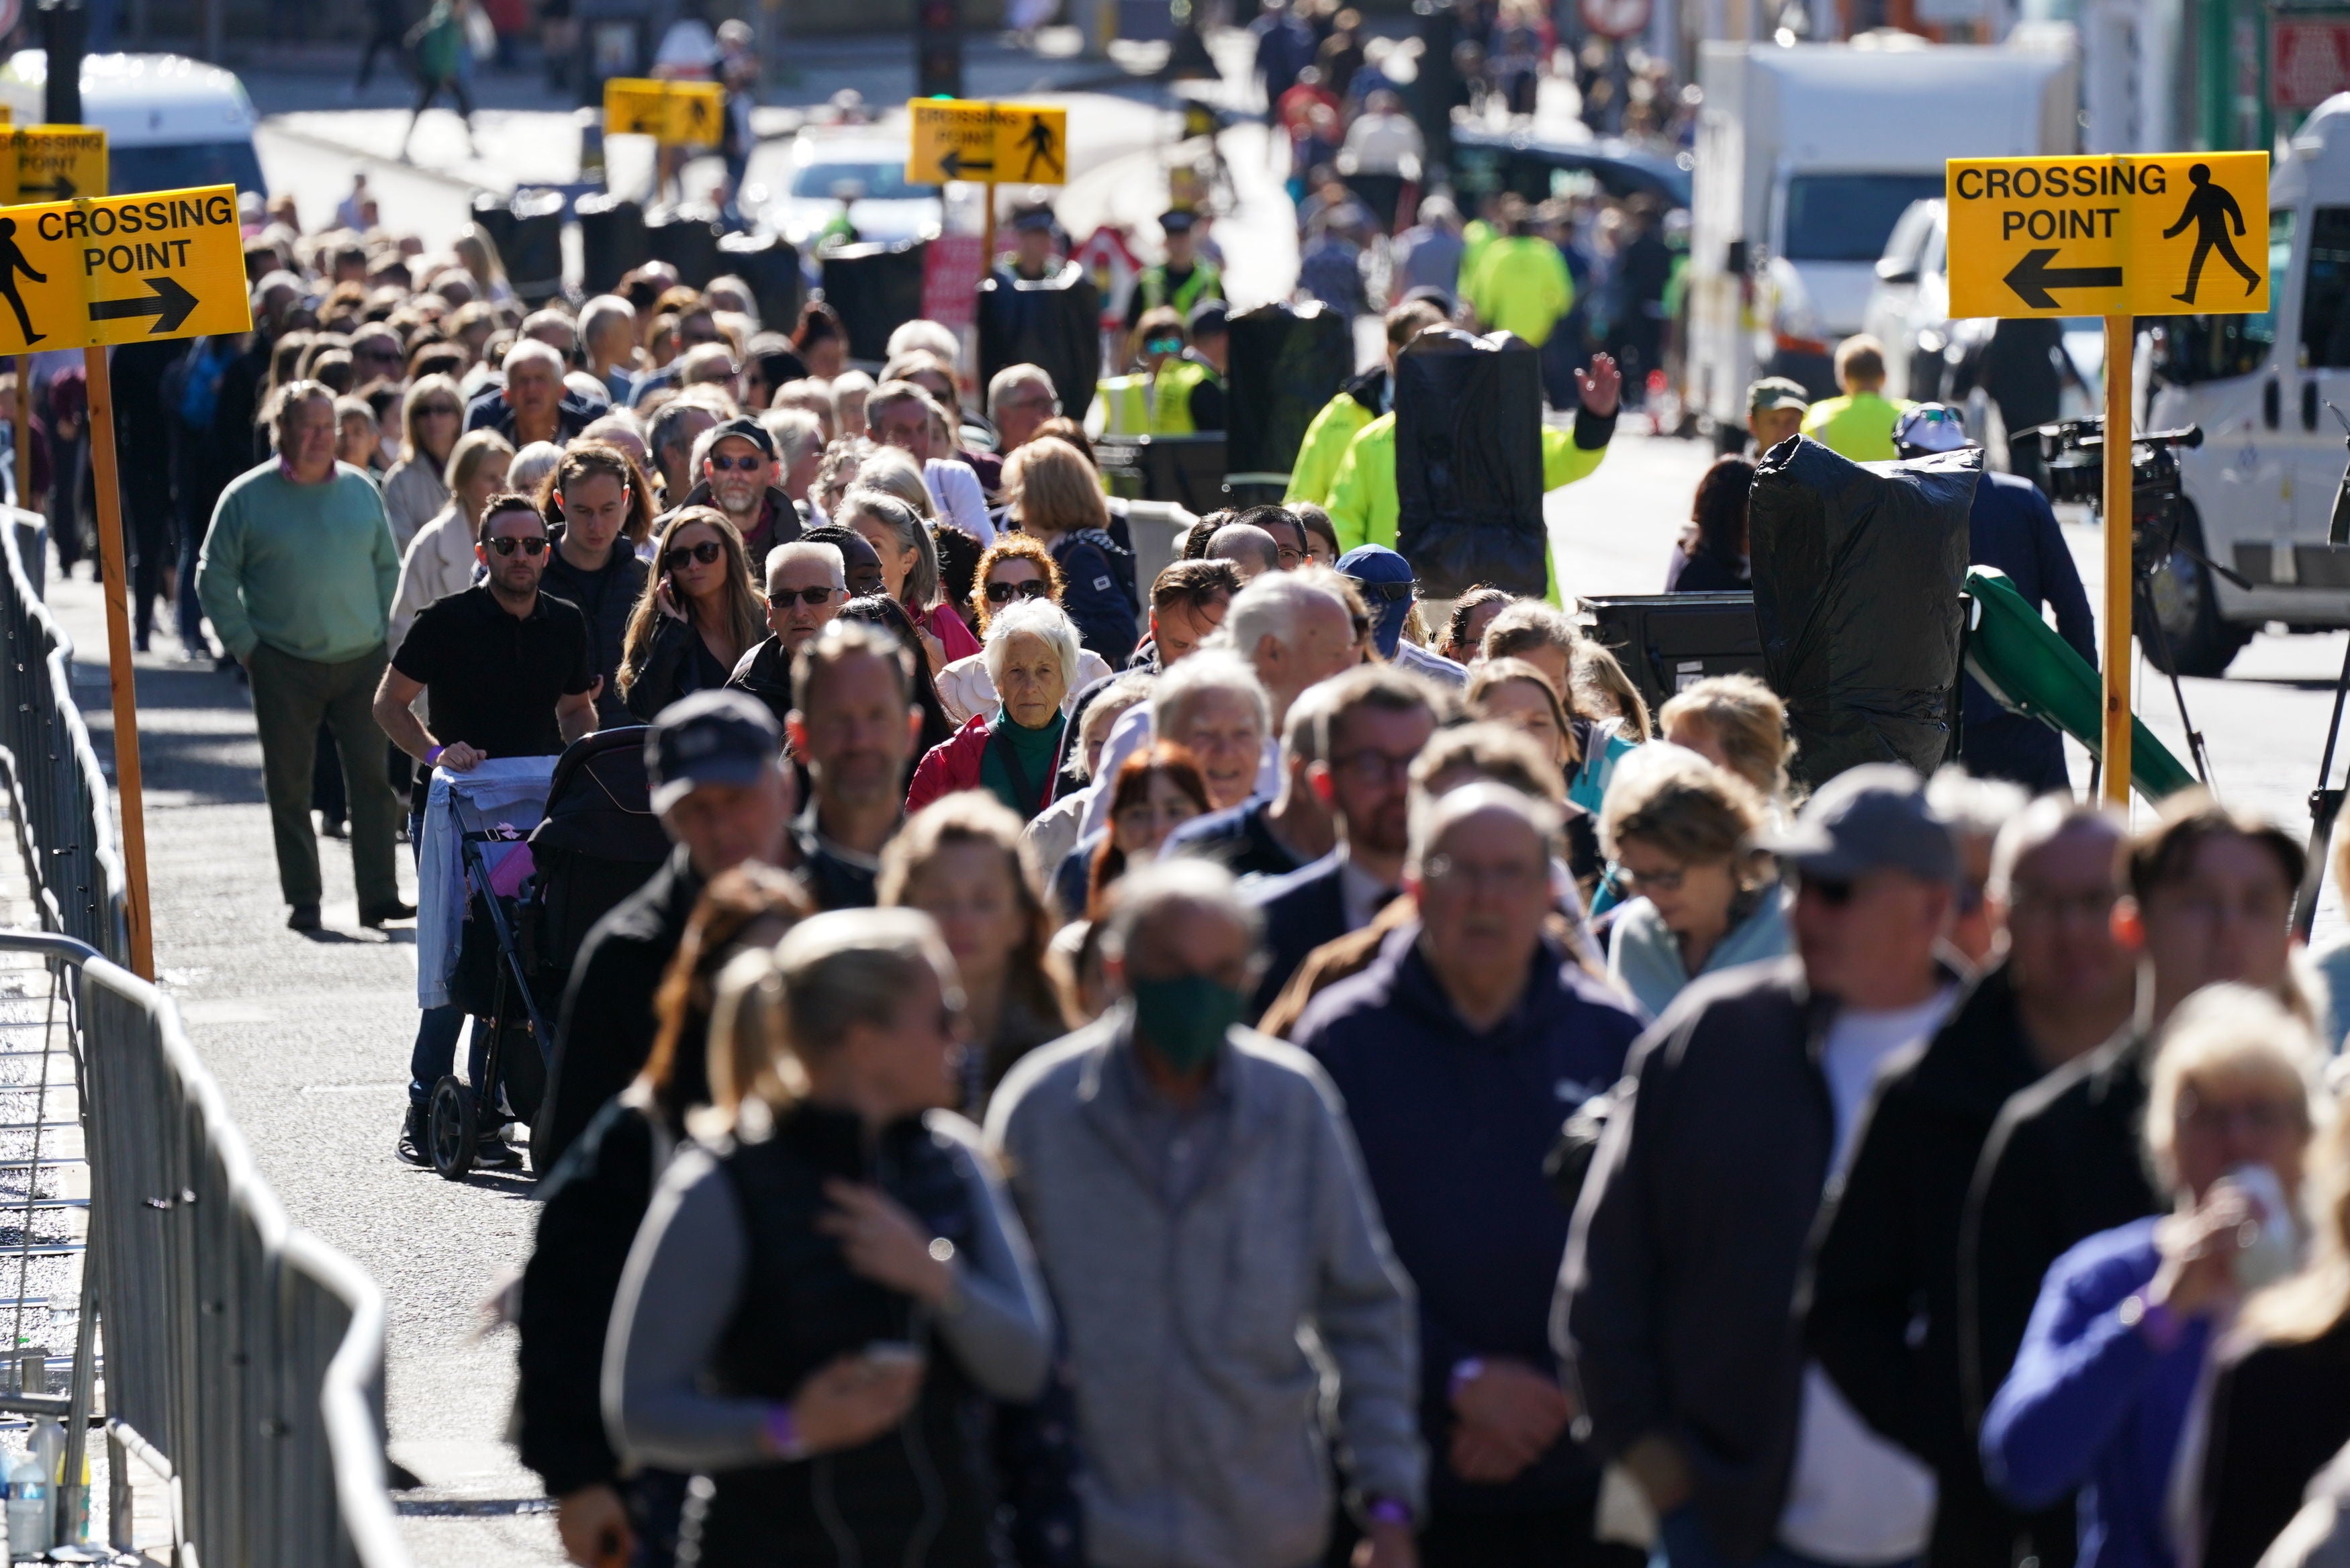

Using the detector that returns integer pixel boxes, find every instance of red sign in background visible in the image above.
[2275,19,2350,112]
[920,234,984,330]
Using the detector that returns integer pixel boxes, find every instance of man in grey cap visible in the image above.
[1558,763,1962,1568]
[534,689,794,1171]
[1748,377,1810,457]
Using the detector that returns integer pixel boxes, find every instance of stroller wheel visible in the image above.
[428,1075,477,1181]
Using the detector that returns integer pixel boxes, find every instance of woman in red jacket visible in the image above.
[905,598,1080,821]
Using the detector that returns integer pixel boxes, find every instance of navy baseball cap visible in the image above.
[1762,764,1957,885]
[1337,544,1415,658]
[1186,298,1229,338]
[1010,203,1056,234]
[1160,208,1199,234]
[647,689,782,813]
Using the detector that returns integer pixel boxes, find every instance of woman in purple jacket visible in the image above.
[1981,983,2320,1568]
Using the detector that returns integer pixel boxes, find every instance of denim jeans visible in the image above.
[1652,1508,1915,1568]
[406,810,482,1110]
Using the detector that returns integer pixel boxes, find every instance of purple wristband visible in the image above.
[2118,1293,2186,1353]
[1367,1496,1411,1528]
[1448,1357,1485,1404]
[761,1404,802,1460]
[424,744,445,767]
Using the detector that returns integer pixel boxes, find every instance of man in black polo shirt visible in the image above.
[374,491,600,1167]
[543,443,650,732]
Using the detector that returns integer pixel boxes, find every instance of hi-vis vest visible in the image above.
[1135,260,1223,320]
[1096,374,1154,436]
[1151,356,1221,435]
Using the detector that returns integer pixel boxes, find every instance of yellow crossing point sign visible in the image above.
[1946,152,2271,318]
[2,128,106,205]
[602,78,726,146]
[906,99,1069,185]
[0,183,250,354]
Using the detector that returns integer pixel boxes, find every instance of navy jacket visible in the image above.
[1243,851,1354,1020]
[1965,471,2096,728]
[1163,797,1312,883]
[1296,924,1642,1516]
[1047,528,1139,666]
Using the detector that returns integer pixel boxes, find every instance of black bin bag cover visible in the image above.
[978,260,1102,426]
[1227,301,1352,482]
[1747,438,1979,791]
[822,240,931,364]
[1394,328,1546,599]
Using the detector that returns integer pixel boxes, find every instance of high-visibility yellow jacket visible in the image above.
[1323,411,1614,605]
[1467,236,1573,348]
[1151,355,1223,435]
[1283,371,1384,506]
[1096,374,1154,436]
[1800,390,1914,462]
[1460,219,1500,301]
[1134,260,1224,321]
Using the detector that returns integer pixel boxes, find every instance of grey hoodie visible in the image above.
[985,1011,1425,1568]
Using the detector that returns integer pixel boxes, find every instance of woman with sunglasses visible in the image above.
[391,426,514,653]
[935,535,1113,727]
[382,373,467,554]
[1595,744,1787,1020]
[907,599,1083,822]
[619,507,768,721]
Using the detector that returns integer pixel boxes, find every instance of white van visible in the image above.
[0,50,265,199]
[2145,92,2350,674]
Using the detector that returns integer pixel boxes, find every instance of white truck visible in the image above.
[1684,34,2079,449]
[2141,92,2350,675]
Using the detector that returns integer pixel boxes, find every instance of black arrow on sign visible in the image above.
[89,275,198,335]
[2004,247,2124,310]
[939,148,995,179]
[18,175,73,200]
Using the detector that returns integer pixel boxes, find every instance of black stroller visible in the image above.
[425,730,670,1181]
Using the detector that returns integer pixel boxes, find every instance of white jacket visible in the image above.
[391,503,481,654]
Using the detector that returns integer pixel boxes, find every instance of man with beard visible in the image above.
[661,415,798,562]
[785,619,922,908]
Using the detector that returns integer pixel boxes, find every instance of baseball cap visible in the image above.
[1160,208,1199,234]
[1760,763,1957,885]
[1186,298,1229,338]
[707,415,778,461]
[1893,403,1971,456]
[1336,544,1415,657]
[1746,377,1809,416]
[1009,203,1056,234]
[647,690,782,813]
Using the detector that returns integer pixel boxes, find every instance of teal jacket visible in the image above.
[197,461,399,663]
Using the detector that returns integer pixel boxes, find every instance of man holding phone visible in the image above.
[373,491,600,1167]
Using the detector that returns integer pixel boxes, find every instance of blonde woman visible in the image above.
[1002,435,1136,665]
[606,909,1053,1567]
[382,373,465,552]
[390,426,512,650]
[1656,673,1796,810]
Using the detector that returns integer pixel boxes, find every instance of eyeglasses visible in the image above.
[665,540,726,570]
[486,534,549,556]
[984,578,1052,605]
[2177,1089,2304,1138]
[1421,855,1548,893]
[772,585,841,606]
[1276,543,1307,567]
[1617,863,1686,894]
[708,452,766,473]
[1329,748,1419,786]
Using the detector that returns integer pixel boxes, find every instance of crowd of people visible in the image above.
[123,191,2350,1568]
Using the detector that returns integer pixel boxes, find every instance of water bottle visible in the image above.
[7,1447,47,1559]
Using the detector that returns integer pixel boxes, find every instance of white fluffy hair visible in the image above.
[982,597,1081,695]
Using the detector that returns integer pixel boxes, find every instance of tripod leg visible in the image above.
[2292,633,2350,940]
[2132,569,2213,785]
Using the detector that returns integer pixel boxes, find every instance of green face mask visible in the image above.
[1128,973,1247,1075]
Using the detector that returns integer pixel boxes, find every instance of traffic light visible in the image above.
[916,0,963,100]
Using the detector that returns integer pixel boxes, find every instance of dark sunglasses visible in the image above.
[487,534,549,556]
[773,585,840,606]
[985,578,1052,605]
[1352,579,1412,603]
[665,540,726,570]
[708,452,766,472]
[1800,874,1856,907]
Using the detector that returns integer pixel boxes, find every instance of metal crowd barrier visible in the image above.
[0,506,410,1565]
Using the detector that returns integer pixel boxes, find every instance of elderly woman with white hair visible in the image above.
[906,598,1083,820]
[1983,983,2324,1568]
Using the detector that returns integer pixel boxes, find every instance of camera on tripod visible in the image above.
[2010,418,2204,571]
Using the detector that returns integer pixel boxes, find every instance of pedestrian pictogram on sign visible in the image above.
[0,183,252,355]
[1944,152,2271,318]
[0,128,106,206]
[602,78,727,148]
[906,100,1070,188]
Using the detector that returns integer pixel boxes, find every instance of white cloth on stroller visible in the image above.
[417,757,557,1009]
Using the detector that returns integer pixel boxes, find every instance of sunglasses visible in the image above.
[419,404,461,418]
[985,578,1051,605]
[773,585,841,606]
[486,534,549,556]
[1352,579,1413,603]
[665,540,726,570]
[708,452,766,472]
[1800,874,1856,907]
[1143,336,1183,354]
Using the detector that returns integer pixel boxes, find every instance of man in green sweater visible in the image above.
[197,380,410,933]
